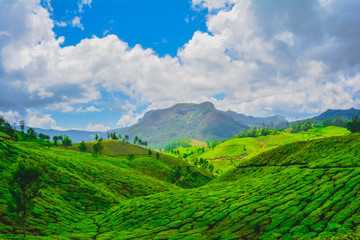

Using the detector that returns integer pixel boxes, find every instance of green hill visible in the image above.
[94,134,360,239]
[0,138,211,238]
[68,139,213,188]
[165,126,350,174]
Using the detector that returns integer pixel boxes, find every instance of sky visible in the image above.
[0,0,359,131]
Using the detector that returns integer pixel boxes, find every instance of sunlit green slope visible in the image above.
[0,138,211,238]
[96,133,360,239]
[166,126,350,174]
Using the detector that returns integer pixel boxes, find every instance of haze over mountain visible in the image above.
[223,110,286,127]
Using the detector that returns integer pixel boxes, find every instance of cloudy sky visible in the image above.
[0,0,359,131]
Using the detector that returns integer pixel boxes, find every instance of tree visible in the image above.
[346,115,360,133]
[148,149,152,157]
[26,128,37,140]
[125,135,129,142]
[92,138,103,156]
[62,136,72,147]
[118,134,122,140]
[7,158,43,237]
[156,152,160,160]
[134,136,139,144]
[53,136,59,146]
[19,120,25,133]
[95,133,99,141]
[38,133,50,141]
[0,115,5,127]
[79,141,87,152]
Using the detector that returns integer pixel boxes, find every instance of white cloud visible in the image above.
[75,106,102,113]
[26,110,64,130]
[0,0,359,129]
[275,31,295,46]
[78,0,92,13]
[0,110,20,123]
[55,21,67,27]
[72,16,84,30]
[86,122,109,132]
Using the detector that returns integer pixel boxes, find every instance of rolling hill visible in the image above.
[165,126,350,174]
[0,138,212,238]
[93,133,360,239]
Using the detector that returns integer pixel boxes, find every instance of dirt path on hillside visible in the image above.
[207,154,248,161]
[173,176,184,185]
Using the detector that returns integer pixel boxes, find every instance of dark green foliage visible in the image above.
[92,139,103,156]
[62,136,72,147]
[52,135,58,146]
[346,115,360,133]
[148,149,152,157]
[79,141,87,152]
[156,152,160,160]
[26,128,37,140]
[6,158,43,237]
[237,127,280,138]
[127,153,135,160]
[38,133,50,141]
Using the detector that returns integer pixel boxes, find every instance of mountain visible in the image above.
[223,110,286,127]
[19,126,104,143]
[121,102,249,148]
[310,108,360,122]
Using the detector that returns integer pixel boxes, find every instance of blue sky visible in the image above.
[49,0,208,57]
[0,0,359,131]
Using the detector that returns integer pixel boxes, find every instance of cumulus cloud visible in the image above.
[75,106,102,113]
[0,0,359,130]
[26,110,63,130]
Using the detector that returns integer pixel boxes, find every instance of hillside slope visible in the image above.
[95,134,360,239]
[0,138,211,238]
[67,139,213,188]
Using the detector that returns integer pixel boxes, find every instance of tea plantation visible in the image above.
[1,132,360,239]
[96,134,360,239]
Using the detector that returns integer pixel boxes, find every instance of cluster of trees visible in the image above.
[192,158,214,173]
[98,132,148,147]
[237,127,280,138]
[0,116,74,147]
[346,115,360,133]
[92,138,103,157]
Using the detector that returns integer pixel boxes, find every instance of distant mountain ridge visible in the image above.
[310,108,360,122]
[223,110,286,127]
[18,104,360,147]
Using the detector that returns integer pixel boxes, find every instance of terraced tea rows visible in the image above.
[95,134,360,239]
